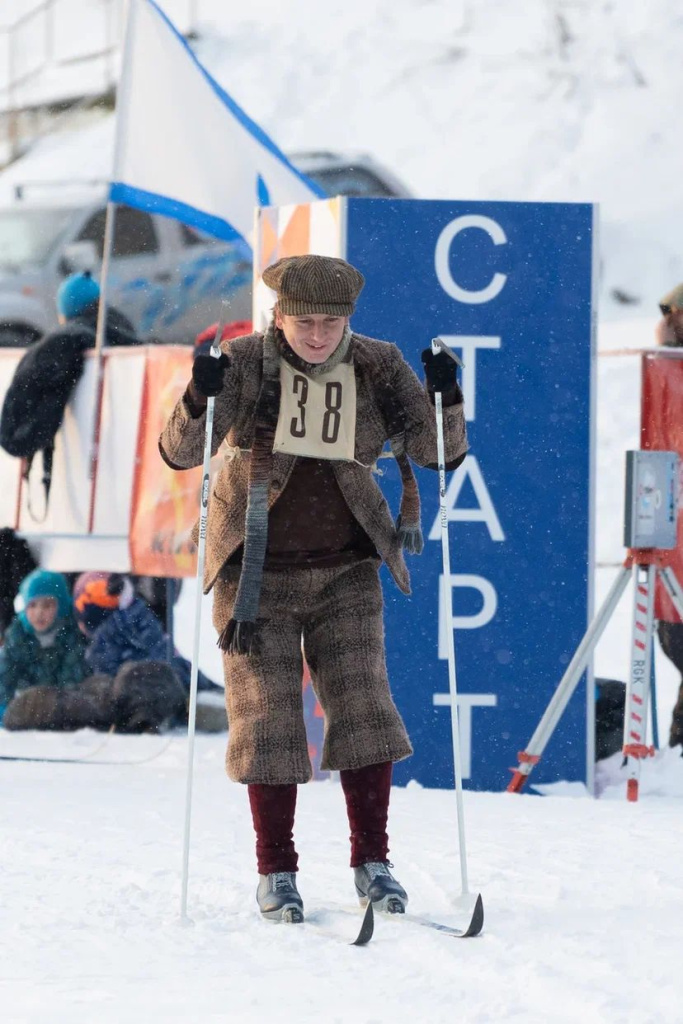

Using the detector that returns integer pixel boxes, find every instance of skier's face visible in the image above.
[275,310,348,364]
[25,596,58,633]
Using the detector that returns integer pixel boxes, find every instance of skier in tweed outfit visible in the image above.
[160,254,467,922]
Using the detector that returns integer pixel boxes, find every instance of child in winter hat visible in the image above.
[72,571,190,730]
[0,569,87,718]
[73,571,135,636]
[73,570,172,677]
[72,572,222,724]
[14,568,72,636]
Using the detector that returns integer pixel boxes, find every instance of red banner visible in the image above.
[641,351,683,621]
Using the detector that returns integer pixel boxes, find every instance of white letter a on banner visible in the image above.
[428,455,505,541]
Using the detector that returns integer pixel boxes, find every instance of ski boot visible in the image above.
[354,861,408,914]
[256,872,304,923]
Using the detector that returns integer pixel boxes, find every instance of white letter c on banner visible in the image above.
[435,215,508,304]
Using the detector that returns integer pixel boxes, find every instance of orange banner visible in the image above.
[641,351,683,621]
[129,347,201,577]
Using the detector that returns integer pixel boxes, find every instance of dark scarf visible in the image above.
[217,323,422,656]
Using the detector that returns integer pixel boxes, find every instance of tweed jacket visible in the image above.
[159,331,468,595]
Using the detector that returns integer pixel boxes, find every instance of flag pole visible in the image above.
[86,201,116,534]
[87,0,136,533]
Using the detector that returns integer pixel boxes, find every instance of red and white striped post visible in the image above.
[622,562,656,802]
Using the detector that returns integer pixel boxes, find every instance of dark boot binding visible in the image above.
[354,861,408,914]
[256,872,304,923]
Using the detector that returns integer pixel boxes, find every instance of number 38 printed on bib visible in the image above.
[273,360,357,461]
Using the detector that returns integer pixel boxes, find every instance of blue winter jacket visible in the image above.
[85,598,217,692]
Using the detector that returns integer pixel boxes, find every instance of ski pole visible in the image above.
[431,336,471,896]
[180,309,227,923]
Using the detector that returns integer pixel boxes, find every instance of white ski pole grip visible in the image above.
[431,335,465,367]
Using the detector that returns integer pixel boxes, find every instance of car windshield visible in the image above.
[305,166,400,198]
[0,207,75,270]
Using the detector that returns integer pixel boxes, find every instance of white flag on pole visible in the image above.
[110,0,324,244]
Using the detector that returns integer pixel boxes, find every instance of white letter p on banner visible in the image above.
[439,574,498,660]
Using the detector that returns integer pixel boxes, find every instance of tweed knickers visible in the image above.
[213,558,413,784]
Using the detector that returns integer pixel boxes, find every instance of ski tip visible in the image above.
[463,894,484,938]
[282,907,305,924]
[352,899,374,946]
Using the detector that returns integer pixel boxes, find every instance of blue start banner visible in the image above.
[254,197,596,791]
[345,198,596,792]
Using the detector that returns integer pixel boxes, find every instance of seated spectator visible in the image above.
[73,572,224,730]
[62,571,182,631]
[0,569,107,731]
[73,571,165,676]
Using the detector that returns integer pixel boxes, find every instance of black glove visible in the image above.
[191,352,229,398]
[421,347,458,395]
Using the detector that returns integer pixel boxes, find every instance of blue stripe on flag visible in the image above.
[144,0,327,200]
[257,174,271,206]
[109,182,246,244]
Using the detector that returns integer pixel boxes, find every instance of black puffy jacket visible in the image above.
[0,301,141,463]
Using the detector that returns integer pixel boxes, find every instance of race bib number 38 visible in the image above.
[273,360,356,461]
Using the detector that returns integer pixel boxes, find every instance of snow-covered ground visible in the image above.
[2,730,683,1024]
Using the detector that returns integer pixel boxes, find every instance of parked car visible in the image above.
[0,200,253,346]
[0,151,411,347]
[289,150,412,199]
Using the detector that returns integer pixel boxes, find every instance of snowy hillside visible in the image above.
[2,0,683,316]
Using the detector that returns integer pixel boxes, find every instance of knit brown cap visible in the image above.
[262,255,365,315]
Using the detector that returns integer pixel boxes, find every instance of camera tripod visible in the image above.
[507,549,683,801]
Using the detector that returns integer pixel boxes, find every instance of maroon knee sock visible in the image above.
[247,783,298,874]
[339,761,392,867]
